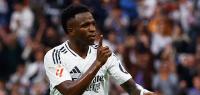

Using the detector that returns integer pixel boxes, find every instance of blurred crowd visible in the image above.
[0,0,200,95]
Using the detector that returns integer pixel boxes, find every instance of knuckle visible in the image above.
[105,46,109,49]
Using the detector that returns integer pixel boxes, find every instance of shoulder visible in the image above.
[48,42,69,54]
[44,42,68,64]
[108,53,119,61]
[45,43,65,56]
[102,53,118,67]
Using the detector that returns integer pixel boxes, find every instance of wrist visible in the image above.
[95,60,103,67]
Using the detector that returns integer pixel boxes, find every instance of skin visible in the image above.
[55,11,157,95]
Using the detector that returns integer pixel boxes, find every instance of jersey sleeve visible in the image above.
[107,53,132,85]
[44,49,72,88]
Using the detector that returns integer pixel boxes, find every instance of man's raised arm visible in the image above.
[55,35,112,95]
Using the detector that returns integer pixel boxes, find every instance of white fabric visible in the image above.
[44,41,132,95]
[21,61,46,85]
[151,33,172,55]
[138,0,157,18]
[0,0,8,13]
[10,7,34,46]
[10,7,34,37]
[44,50,72,89]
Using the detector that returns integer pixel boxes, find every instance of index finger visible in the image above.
[98,35,103,47]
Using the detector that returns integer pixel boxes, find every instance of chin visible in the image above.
[88,42,95,45]
[87,40,95,45]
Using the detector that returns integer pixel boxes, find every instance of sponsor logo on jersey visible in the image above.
[86,75,104,93]
[69,66,104,93]
[70,66,81,81]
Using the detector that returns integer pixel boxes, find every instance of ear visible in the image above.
[67,19,76,35]
[67,27,75,36]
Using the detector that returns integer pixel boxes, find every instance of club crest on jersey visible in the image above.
[55,65,64,77]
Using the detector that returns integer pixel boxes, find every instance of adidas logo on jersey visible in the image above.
[70,66,81,81]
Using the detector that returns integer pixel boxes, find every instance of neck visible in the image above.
[68,39,89,58]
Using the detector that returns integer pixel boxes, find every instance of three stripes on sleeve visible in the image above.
[52,46,68,64]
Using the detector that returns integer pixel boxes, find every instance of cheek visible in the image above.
[79,28,88,36]
[79,27,88,32]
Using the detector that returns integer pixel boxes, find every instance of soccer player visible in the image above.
[44,4,157,95]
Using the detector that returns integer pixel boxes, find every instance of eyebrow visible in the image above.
[80,19,95,26]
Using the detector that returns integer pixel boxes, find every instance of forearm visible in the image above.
[121,79,150,95]
[121,79,141,95]
[57,60,103,95]
[56,35,111,95]
[135,83,150,95]
[72,60,102,94]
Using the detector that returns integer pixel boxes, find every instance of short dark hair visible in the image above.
[61,4,90,34]
[14,0,25,5]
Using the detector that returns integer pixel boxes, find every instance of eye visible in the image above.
[81,22,90,28]
[92,21,96,26]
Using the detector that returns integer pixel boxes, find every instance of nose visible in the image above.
[89,24,96,33]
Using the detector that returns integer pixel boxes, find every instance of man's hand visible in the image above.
[96,35,112,65]
[144,92,159,95]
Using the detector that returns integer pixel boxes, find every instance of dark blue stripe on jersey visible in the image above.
[89,47,91,54]
[60,46,68,53]
[65,44,77,57]
[63,51,68,54]
[60,46,65,51]
[119,63,128,74]
[60,47,68,54]
[52,49,56,64]
[58,50,61,64]
[54,50,58,64]
[61,49,66,52]
[55,50,59,64]
[53,49,62,64]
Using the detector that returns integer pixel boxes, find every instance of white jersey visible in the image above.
[44,41,132,95]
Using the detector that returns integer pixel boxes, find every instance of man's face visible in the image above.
[71,12,96,45]
[14,3,23,12]
[193,76,200,90]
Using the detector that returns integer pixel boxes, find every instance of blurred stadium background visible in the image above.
[0,0,200,95]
